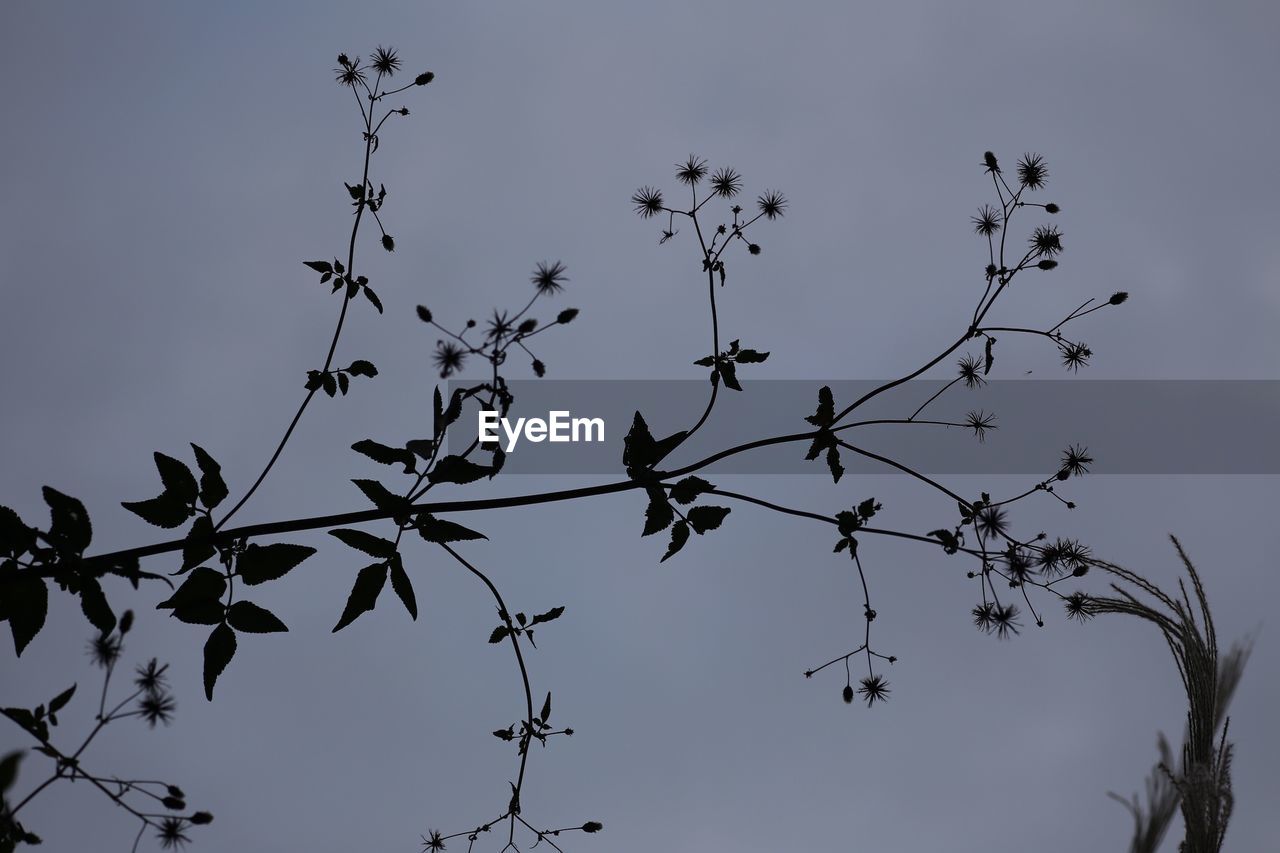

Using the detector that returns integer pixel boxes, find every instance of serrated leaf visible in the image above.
[388,556,417,620]
[825,445,844,484]
[153,454,198,506]
[0,506,35,558]
[337,372,349,395]
[661,520,690,562]
[182,515,216,572]
[440,388,465,432]
[203,622,236,700]
[692,355,716,367]
[539,692,551,724]
[321,372,337,397]
[688,505,731,534]
[734,348,769,363]
[332,564,388,632]
[805,385,835,428]
[718,360,742,392]
[122,493,192,529]
[78,577,115,635]
[622,413,686,474]
[236,543,316,586]
[414,514,486,544]
[5,573,47,656]
[347,359,378,377]
[190,444,228,509]
[174,599,226,625]
[42,487,92,554]
[303,260,333,274]
[622,411,657,472]
[157,567,226,611]
[351,439,416,474]
[427,455,490,485]
[363,285,383,313]
[328,528,398,559]
[669,476,713,505]
[528,606,564,626]
[227,601,288,633]
[642,486,674,536]
[489,624,510,644]
[432,386,444,436]
[352,479,410,523]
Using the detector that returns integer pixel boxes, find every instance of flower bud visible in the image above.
[415,71,435,86]
[1109,291,1129,305]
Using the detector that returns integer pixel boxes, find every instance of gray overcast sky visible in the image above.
[2,2,1278,851]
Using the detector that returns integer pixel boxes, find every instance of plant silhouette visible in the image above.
[0,47,1246,852]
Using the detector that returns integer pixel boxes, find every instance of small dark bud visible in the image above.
[1056,469,1070,481]
[557,308,579,324]
[985,264,998,279]
[983,151,1000,172]
[416,305,433,323]
[747,243,761,255]
[1037,259,1058,270]
[162,797,186,811]
[466,319,476,327]
[190,812,214,826]
[888,656,897,663]
[1044,202,1060,214]
[1072,565,1089,577]
[1066,501,1076,509]
[1109,291,1129,305]
[717,224,726,234]
[119,610,134,635]
[338,54,351,67]
[381,234,395,252]
[842,684,854,704]
[532,359,546,377]
[582,821,603,833]
[415,71,435,86]
[563,728,574,736]
[398,107,410,116]
[167,786,184,798]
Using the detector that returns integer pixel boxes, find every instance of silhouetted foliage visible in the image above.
[0,48,1247,853]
